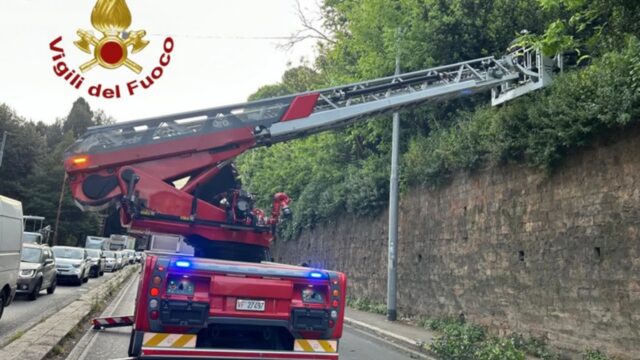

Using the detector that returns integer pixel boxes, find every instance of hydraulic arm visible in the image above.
[63,46,560,256]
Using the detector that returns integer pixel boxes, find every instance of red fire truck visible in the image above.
[63,45,559,359]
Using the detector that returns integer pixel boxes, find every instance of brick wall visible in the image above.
[271,129,640,358]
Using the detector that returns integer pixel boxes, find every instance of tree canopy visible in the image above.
[0,98,111,246]
[238,0,640,240]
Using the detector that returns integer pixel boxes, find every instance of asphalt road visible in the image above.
[67,274,414,360]
[0,270,117,347]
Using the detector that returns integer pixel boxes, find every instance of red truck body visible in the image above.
[128,253,346,359]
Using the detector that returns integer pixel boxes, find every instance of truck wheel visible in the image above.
[28,280,42,301]
[99,270,104,276]
[47,278,57,294]
[76,276,83,286]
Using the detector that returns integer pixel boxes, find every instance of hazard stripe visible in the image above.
[294,340,337,353]
[142,332,197,348]
[318,341,335,353]
[145,333,170,347]
[297,340,314,352]
[171,334,196,348]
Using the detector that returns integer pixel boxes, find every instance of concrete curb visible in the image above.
[0,265,139,360]
[344,316,437,359]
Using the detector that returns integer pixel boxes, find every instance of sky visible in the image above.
[0,0,320,124]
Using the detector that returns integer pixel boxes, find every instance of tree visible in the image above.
[63,97,94,137]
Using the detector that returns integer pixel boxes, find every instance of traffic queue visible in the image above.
[1,194,141,319]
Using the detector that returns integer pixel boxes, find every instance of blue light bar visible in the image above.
[309,271,325,279]
[175,260,191,268]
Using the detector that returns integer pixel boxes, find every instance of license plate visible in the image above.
[236,299,266,312]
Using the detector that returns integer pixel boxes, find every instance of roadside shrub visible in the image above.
[346,297,387,315]
[508,333,558,360]
[418,316,461,331]
[430,322,486,359]
[474,337,525,360]
[583,349,614,360]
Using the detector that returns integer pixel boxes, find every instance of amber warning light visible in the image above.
[71,155,89,167]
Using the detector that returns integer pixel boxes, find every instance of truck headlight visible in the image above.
[72,263,81,268]
[20,269,36,277]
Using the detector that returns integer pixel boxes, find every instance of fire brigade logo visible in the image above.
[74,0,149,74]
[49,1,174,98]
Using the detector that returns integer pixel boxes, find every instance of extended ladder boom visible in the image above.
[62,46,559,250]
[65,47,558,161]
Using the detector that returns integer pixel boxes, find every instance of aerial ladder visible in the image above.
[64,46,560,360]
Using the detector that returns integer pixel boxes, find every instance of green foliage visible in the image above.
[520,0,640,55]
[508,333,559,359]
[430,322,487,359]
[474,337,525,360]
[0,97,105,245]
[418,317,462,331]
[428,320,526,360]
[346,297,387,315]
[583,349,614,360]
[404,37,640,185]
[240,0,640,243]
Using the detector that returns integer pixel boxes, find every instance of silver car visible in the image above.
[17,244,57,300]
[102,250,118,272]
[52,246,90,286]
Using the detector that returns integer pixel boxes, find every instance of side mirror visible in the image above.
[45,258,54,265]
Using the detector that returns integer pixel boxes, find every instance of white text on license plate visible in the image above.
[236,299,266,311]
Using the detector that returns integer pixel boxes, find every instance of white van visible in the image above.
[0,195,22,319]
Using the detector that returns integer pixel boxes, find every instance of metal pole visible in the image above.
[0,131,7,169]
[53,173,68,245]
[387,51,400,322]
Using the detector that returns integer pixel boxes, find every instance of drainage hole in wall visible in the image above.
[594,247,601,259]
[418,254,422,262]
[518,250,525,262]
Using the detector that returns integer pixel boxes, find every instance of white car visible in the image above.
[102,250,118,272]
[52,246,91,286]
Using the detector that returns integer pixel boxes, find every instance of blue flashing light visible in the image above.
[175,260,191,268]
[309,271,325,279]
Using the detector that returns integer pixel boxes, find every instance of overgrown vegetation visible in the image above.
[427,320,529,360]
[238,0,640,241]
[346,297,387,315]
[508,334,559,360]
[583,349,615,360]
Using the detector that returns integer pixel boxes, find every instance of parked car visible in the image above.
[85,248,105,278]
[134,251,143,263]
[102,250,118,272]
[17,243,57,300]
[0,196,23,318]
[115,251,124,270]
[52,246,90,285]
[123,249,136,265]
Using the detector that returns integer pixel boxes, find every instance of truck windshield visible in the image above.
[23,232,42,244]
[103,251,115,258]
[53,247,84,259]
[21,247,42,263]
